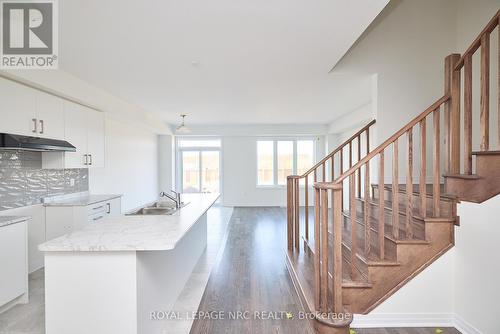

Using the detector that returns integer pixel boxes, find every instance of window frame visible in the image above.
[175,137,223,195]
[256,137,317,188]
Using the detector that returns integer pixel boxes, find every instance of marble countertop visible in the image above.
[43,194,122,207]
[0,216,30,228]
[39,193,219,252]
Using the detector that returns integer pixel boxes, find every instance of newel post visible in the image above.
[444,54,461,174]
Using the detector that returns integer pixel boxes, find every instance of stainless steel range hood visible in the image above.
[0,133,76,152]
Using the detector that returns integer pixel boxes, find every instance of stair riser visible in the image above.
[354,200,426,240]
[372,186,455,218]
[342,215,398,261]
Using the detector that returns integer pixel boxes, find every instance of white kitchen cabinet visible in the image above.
[0,220,28,309]
[86,108,105,168]
[0,77,36,136]
[0,77,65,139]
[63,102,89,168]
[42,102,105,169]
[35,91,65,139]
[1,204,46,274]
[45,197,122,240]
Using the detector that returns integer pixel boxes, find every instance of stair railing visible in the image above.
[310,10,500,317]
[448,10,500,175]
[286,119,375,253]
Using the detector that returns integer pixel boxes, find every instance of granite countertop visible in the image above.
[43,194,123,207]
[39,193,219,252]
[0,216,31,228]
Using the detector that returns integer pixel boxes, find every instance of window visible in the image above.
[177,138,221,194]
[257,139,315,186]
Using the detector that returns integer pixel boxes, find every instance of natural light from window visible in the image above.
[257,139,315,186]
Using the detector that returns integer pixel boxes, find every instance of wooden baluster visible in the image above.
[331,156,335,182]
[420,119,427,219]
[444,55,453,174]
[294,178,300,251]
[364,162,371,254]
[498,19,500,148]
[480,33,490,151]
[464,55,473,174]
[332,187,343,314]
[349,175,358,280]
[287,177,293,251]
[349,141,353,168]
[322,163,326,182]
[433,108,441,217]
[314,187,321,310]
[406,129,414,239]
[320,188,329,311]
[451,55,461,174]
[357,135,362,197]
[378,151,385,259]
[366,127,370,156]
[305,176,309,242]
[392,140,399,239]
[340,149,344,175]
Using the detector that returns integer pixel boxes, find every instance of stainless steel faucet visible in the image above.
[160,190,182,208]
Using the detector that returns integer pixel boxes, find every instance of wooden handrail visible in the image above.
[299,119,376,178]
[334,95,450,184]
[454,10,500,71]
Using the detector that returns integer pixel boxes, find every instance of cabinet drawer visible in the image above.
[87,212,106,224]
[86,202,107,216]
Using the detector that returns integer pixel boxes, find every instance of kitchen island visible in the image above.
[39,193,219,334]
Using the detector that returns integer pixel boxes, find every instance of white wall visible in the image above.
[454,196,500,334]
[89,116,159,212]
[158,135,174,193]
[221,135,325,207]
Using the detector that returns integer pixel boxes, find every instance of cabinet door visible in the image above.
[1,204,46,273]
[0,78,36,136]
[63,102,88,168]
[0,221,27,307]
[86,109,105,168]
[36,91,65,139]
[106,198,122,217]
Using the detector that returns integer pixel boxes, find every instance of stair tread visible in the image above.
[372,184,456,201]
[471,150,500,155]
[443,173,481,180]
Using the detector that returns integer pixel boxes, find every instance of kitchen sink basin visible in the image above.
[125,201,189,216]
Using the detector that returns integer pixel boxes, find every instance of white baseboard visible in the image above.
[352,313,455,328]
[352,313,483,334]
[453,314,482,334]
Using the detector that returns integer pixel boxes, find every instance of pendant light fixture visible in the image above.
[176,114,191,134]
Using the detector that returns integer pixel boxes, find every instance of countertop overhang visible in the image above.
[39,193,219,252]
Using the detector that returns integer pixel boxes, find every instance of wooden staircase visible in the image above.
[285,11,500,334]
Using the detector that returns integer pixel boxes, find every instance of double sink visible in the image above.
[126,201,189,216]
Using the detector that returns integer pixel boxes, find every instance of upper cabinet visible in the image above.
[0,78,65,139]
[0,77,37,136]
[0,77,105,169]
[44,102,105,169]
[35,91,65,139]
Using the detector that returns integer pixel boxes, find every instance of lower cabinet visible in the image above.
[0,221,28,309]
[0,205,45,274]
[45,197,122,241]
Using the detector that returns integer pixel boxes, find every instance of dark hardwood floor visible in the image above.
[190,207,461,334]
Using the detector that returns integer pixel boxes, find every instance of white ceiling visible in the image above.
[59,0,387,125]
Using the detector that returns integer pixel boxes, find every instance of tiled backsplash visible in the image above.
[0,151,88,211]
